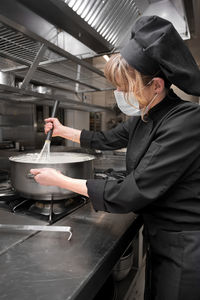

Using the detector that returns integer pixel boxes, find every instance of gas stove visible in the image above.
[0,167,126,225]
[0,180,87,224]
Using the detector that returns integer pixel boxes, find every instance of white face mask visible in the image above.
[114,80,157,116]
[114,90,141,116]
[114,91,158,116]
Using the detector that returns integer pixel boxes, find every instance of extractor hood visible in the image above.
[0,0,193,112]
[142,0,190,40]
[18,0,191,54]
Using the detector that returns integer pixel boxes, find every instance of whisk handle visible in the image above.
[51,100,59,118]
[46,100,59,141]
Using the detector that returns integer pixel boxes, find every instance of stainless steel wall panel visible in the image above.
[0,101,35,149]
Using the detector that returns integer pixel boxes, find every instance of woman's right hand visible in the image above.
[44,118,81,143]
[44,118,65,137]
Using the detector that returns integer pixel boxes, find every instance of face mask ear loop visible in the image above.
[146,79,154,86]
[143,93,158,115]
[127,79,154,108]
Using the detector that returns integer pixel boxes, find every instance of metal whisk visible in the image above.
[37,100,59,162]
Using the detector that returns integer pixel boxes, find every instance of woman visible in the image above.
[30,16,200,299]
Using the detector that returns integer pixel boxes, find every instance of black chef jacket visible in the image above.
[80,89,200,230]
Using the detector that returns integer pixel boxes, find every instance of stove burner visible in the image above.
[0,182,88,223]
[29,198,77,216]
[29,196,88,223]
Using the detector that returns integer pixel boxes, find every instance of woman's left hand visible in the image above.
[30,168,64,186]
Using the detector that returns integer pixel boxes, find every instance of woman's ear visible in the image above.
[152,77,165,94]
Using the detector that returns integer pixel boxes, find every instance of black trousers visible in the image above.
[144,224,200,300]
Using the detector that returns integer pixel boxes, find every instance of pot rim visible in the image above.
[9,152,95,164]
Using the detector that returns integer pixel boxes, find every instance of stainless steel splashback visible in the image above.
[0,101,35,149]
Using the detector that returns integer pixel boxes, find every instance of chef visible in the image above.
[31,16,200,299]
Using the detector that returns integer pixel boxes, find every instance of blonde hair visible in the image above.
[104,53,155,109]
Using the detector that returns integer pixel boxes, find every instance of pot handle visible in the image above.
[26,172,35,179]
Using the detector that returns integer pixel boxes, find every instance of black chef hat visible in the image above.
[120,15,200,96]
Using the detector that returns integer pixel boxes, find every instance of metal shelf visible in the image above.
[0,10,114,111]
[0,83,113,113]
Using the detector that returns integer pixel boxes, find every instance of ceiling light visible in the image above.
[103,55,109,61]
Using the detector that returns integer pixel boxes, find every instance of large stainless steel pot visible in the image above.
[9,152,95,200]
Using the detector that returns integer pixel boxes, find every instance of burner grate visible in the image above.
[0,180,88,222]
[27,197,87,223]
[6,198,31,213]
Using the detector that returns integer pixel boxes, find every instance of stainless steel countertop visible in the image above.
[0,202,142,300]
[0,209,48,254]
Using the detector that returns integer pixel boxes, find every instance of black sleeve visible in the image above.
[80,117,138,150]
[86,104,200,213]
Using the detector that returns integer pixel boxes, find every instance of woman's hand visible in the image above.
[44,118,81,143]
[44,118,65,137]
[30,168,89,197]
[30,168,64,186]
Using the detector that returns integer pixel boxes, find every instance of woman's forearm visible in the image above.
[61,127,81,144]
[59,174,88,197]
[30,168,89,197]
